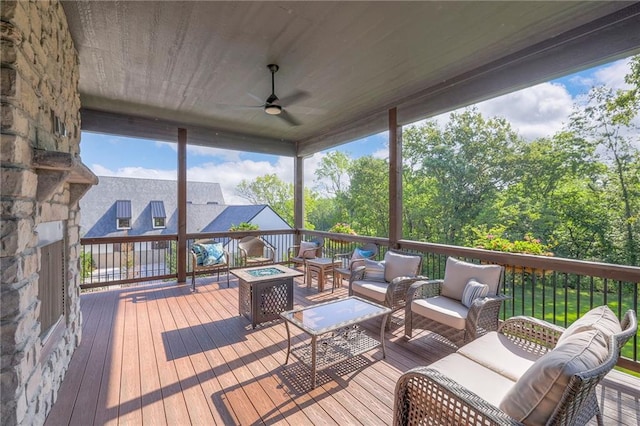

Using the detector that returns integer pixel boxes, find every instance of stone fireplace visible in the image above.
[1,1,97,425]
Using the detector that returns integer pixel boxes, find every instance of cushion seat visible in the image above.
[457,331,542,381]
[411,296,468,330]
[350,280,388,303]
[428,353,516,408]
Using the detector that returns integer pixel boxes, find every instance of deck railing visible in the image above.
[80,229,639,371]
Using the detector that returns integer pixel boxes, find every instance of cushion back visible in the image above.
[441,257,503,301]
[557,305,622,346]
[297,241,318,259]
[499,329,610,425]
[383,251,422,282]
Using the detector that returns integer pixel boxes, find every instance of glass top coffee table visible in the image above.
[280,296,391,388]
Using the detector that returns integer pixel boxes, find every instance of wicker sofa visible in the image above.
[394,306,637,426]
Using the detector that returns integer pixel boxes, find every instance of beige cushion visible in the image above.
[297,241,317,259]
[441,257,503,301]
[557,305,622,345]
[429,353,516,408]
[457,331,542,381]
[383,251,421,282]
[351,279,388,302]
[499,329,610,425]
[411,296,468,330]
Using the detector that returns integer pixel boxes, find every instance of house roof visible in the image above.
[61,2,640,156]
[80,176,226,237]
[203,205,268,233]
[79,177,290,238]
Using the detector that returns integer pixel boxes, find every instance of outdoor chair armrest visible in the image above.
[387,276,429,311]
[350,265,366,281]
[393,367,522,426]
[498,315,565,350]
[406,279,443,301]
[466,294,511,341]
[287,245,300,260]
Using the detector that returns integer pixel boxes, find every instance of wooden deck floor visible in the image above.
[45,274,640,425]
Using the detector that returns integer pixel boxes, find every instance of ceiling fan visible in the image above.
[256,64,309,126]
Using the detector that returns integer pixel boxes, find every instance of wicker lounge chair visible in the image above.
[237,236,275,267]
[287,237,323,284]
[331,242,378,291]
[349,250,425,328]
[405,257,507,346]
[394,307,637,426]
[190,239,230,291]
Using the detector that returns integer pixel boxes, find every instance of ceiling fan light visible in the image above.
[265,104,282,115]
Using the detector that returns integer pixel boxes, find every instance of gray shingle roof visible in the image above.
[204,205,267,232]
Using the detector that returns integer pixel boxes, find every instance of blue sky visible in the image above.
[81,56,634,204]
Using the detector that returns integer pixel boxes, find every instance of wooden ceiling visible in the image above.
[61,1,640,156]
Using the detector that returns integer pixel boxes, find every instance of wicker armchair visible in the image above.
[190,239,230,291]
[331,242,378,292]
[237,236,275,267]
[394,309,637,426]
[405,257,507,346]
[287,237,323,284]
[349,250,425,328]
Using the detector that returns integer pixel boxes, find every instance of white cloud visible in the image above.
[593,58,632,90]
[474,82,574,140]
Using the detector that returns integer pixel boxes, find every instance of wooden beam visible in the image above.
[80,108,297,157]
[388,108,402,249]
[177,128,187,283]
[294,156,304,233]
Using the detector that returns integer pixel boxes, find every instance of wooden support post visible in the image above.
[294,156,304,242]
[389,107,402,249]
[177,128,187,283]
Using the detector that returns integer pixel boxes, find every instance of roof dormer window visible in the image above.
[150,201,166,229]
[116,200,132,230]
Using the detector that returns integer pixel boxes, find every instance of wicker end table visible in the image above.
[280,296,391,388]
[232,264,303,328]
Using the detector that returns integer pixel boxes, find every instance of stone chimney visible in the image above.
[1,1,97,425]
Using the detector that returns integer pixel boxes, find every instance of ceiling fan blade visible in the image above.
[247,92,265,104]
[213,103,264,111]
[279,90,310,106]
[277,110,301,126]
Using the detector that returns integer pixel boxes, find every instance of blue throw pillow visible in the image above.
[356,248,374,258]
[201,242,226,266]
[191,243,206,266]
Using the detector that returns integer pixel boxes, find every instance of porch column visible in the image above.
[294,155,304,235]
[389,107,402,248]
[177,128,187,283]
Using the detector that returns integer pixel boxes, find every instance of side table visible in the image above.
[305,257,339,292]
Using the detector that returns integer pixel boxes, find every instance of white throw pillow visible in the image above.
[461,279,489,308]
[363,259,386,282]
[297,241,317,259]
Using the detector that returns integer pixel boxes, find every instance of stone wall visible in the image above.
[1,1,84,425]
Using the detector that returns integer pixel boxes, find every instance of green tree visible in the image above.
[570,83,639,265]
[403,109,520,244]
[347,156,389,237]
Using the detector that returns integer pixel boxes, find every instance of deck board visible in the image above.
[45,273,640,426]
